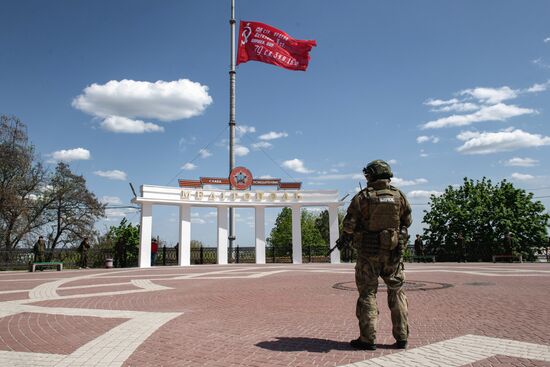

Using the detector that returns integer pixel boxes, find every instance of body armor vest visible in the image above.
[359,186,402,254]
[363,186,401,232]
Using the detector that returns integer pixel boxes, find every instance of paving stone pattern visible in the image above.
[0,263,548,366]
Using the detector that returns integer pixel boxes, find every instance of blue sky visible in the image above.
[2,0,549,247]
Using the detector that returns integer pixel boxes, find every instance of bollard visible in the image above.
[105,258,113,269]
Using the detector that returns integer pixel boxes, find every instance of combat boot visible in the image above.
[350,338,376,350]
[393,340,408,349]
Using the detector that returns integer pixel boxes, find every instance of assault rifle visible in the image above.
[326,233,353,256]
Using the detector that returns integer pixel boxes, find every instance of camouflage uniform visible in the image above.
[343,177,412,345]
[79,238,90,268]
[33,237,46,263]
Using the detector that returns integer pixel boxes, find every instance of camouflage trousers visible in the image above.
[35,252,45,263]
[355,254,409,344]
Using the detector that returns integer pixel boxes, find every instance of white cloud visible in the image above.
[311,173,364,181]
[457,128,550,154]
[251,141,272,150]
[460,86,518,104]
[258,131,288,140]
[434,103,479,113]
[101,196,123,205]
[199,149,212,158]
[424,98,479,113]
[104,207,139,219]
[511,172,535,181]
[532,58,550,69]
[94,170,127,181]
[181,163,197,170]
[416,135,440,144]
[503,157,539,167]
[236,125,256,136]
[73,78,212,121]
[392,177,428,186]
[423,82,549,129]
[49,148,91,162]
[178,136,197,151]
[333,162,347,168]
[191,217,206,224]
[422,103,535,129]
[544,37,550,43]
[387,159,397,165]
[407,190,443,199]
[100,116,164,133]
[282,158,314,174]
[234,145,250,156]
[424,98,459,107]
[526,80,550,93]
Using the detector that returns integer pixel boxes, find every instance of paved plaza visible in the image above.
[0,263,549,366]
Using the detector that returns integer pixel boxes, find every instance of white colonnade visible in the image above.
[133,185,344,267]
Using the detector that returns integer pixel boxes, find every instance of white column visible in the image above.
[179,204,191,266]
[217,206,228,265]
[139,203,152,268]
[291,205,302,264]
[328,204,341,264]
[255,206,266,264]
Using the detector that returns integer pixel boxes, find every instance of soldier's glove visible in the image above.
[392,227,409,262]
[327,232,353,256]
[336,232,353,251]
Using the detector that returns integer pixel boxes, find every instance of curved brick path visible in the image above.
[0,263,548,366]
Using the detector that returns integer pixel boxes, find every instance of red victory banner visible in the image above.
[237,21,316,71]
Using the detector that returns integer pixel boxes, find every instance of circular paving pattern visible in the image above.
[463,281,496,286]
[332,280,454,292]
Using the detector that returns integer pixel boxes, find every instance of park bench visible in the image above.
[411,255,436,263]
[29,261,63,272]
[492,254,523,263]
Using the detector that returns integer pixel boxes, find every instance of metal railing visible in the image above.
[0,248,121,270]
[0,244,354,270]
[156,245,339,265]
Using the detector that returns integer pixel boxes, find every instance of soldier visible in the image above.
[456,232,465,262]
[337,160,412,350]
[79,237,90,269]
[114,237,125,268]
[503,231,513,254]
[414,234,424,258]
[33,235,46,263]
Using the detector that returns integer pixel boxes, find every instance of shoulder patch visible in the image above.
[378,197,396,203]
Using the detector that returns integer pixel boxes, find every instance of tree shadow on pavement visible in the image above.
[255,337,356,353]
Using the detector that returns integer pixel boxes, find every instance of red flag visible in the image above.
[237,21,316,71]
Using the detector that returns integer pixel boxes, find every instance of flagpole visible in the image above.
[228,0,236,262]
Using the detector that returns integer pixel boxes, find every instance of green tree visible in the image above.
[267,207,292,248]
[301,210,324,247]
[191,240,203,249]
[43,162,105,251]
[267,208,325,250]
[423,177,549,261]
[0,115,50,251]
[104,218,140,267]
[314,209,345,245]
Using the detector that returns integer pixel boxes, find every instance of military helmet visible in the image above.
[363,160,393,180]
